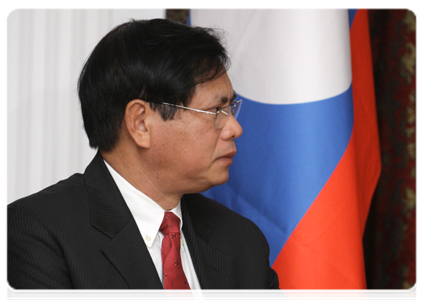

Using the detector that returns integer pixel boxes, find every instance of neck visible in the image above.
[101,149,182,211]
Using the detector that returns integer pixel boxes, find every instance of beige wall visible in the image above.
[7,9,166,203]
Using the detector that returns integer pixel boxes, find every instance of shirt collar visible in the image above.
[103,160,183,248]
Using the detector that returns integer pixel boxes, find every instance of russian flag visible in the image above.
[191,9,381,288]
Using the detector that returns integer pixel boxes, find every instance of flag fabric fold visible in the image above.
[191,9,381,289]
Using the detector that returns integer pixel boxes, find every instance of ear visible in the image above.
[124,99,152,149]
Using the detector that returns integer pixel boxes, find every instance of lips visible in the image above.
[219,151,236,159]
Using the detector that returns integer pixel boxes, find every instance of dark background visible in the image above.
[364,9,416,289]
[166,9,416,289]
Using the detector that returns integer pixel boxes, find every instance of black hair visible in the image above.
[78,18,229,151]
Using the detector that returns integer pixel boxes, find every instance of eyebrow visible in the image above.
[219,91,238,106]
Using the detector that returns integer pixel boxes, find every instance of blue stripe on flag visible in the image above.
[203,85,354,264]
[348,9,357,28]
[187,11,191,26]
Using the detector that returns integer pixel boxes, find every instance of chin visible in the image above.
[193,172,230,193]
[210,172,230,187]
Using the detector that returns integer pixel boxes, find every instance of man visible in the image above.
[8,18,279,289]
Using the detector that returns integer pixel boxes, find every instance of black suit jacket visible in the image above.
[8,152,279,289]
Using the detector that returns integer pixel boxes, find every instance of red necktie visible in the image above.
[159,212,190,289]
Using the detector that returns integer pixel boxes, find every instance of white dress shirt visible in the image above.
[104,161,201,289]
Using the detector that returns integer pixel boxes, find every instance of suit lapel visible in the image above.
[101,218,163,288]
[84,152,162,289]
[181,195,232,289]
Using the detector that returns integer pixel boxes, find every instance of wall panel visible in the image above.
[7,9,166,203]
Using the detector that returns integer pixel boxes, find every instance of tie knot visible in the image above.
[160,212,180,235]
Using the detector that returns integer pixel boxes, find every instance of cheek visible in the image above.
[194,124,221,152]
[180,134,216,165]
[154,117,220,167]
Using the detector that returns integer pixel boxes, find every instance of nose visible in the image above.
[221,114,243,140]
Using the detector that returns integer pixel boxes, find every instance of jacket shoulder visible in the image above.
[8,173,87,222]
[182,193,279,289]
[182,193,264,238]
[183,193,243,217]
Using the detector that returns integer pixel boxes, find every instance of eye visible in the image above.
[210,106,222,113]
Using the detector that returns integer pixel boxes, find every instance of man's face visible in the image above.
[148,72,243,195]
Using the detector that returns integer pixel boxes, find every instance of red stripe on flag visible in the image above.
[273,133,367,288]
[273,10,381,289]
[350,10,381,233]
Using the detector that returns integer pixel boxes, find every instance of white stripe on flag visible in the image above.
[190,9,352,105]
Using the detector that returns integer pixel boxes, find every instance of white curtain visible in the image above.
[7,9,166,203]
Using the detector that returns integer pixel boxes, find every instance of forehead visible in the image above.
[190,72,234,107]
